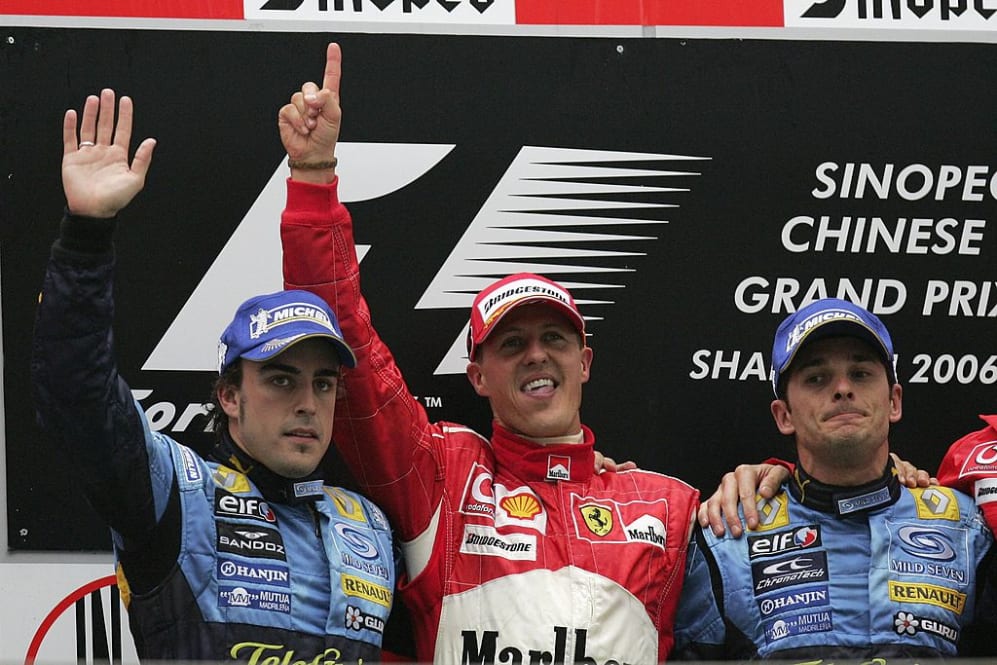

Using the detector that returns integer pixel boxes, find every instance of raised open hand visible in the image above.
[62,89,156,218]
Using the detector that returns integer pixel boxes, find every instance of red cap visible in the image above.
[466,273,586,361]
[936,415,997,532]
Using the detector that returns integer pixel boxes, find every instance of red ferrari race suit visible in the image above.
[281,178,700,664]
[937,415,997,531]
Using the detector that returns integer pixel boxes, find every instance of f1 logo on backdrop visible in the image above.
[788,0,997,28]
[144,144,707,376]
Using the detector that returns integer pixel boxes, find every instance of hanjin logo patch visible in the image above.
[217,558,290,587]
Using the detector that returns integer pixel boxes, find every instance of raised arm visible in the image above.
[33,89,162,543]
[278,45,445,545]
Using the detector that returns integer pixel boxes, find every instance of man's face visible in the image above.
[220,338,340,479]
[466,303,592,439]
[770,336,902,483]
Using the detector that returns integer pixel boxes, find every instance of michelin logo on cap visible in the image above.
[250,304,336,339]
[785,309,864,354]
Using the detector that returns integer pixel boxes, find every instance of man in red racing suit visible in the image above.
[277,43,699,664]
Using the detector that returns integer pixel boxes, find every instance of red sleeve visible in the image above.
[936,415,997,532]
[764,457,794,472]
[280,178,445,541]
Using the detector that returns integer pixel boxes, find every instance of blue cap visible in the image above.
[217,290,356,373]
[771,298,896,396]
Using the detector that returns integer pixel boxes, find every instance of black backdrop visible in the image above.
[3,28,995,551]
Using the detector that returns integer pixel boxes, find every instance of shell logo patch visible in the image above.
[500,493,542,520]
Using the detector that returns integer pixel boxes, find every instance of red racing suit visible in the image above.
[281,178,700,664]
[937,415,997,532]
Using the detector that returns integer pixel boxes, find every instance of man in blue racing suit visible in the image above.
[673,298,994,660]
[30,88,394,662]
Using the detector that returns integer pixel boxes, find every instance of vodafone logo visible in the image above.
[460,464,496,516]
[958,440,997,477]
[973,443,997,465]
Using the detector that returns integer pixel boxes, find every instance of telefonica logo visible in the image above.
[145,144,707,376]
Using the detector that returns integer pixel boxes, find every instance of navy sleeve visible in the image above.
[31,210,166,551]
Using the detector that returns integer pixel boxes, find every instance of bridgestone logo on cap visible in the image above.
[479,279,572,325]
[250,304,336,339]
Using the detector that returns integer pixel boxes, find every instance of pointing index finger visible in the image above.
[323,43,342,98]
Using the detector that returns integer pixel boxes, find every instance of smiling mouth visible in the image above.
[523,377,556,393]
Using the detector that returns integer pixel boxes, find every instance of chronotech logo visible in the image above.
[144,144,707,377]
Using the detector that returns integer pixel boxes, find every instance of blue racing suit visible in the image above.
[31,211,395,662]
[673,460,994,661]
